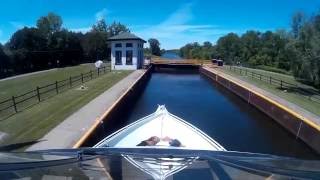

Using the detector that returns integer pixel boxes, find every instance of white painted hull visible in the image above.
[94,105,225,151]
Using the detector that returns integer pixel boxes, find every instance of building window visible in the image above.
[115,43,122,48]
[115,51,122,65]
[126,43,133,47]
[126,50,133,65]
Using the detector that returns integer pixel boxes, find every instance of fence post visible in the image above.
[269,76,272,84]
[90,70,93,79]
[240,69,242,75]
[280,80,283,89]
[103,66,106,73]
[69,77,72,87]
[260,74,262,80]
[98,68,100,76]
[55,81,59,94]
[81,73,84,83]
[12,96,17,113]
[36,87,41,102]
[245,69,247,76]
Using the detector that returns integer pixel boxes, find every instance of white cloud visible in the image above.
[95,8,109,21]
[10,21,27,29]
[131,3,262,49]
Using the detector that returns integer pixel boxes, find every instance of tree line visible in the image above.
[179,11,320,88]
[0,12,129,78]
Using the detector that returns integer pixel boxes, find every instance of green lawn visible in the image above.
[0,64,101,101]
[0,69,132,146]
[219,66,320,116]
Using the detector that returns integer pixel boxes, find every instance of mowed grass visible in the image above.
[0,70,132,145]
[219,66,320,116]
[0,64,100,101]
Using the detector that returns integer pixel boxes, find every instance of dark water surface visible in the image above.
[103,69,318,159]
[161,51,182,59]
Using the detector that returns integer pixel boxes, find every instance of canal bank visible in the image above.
[200,66,320,154]
[27,68,151,151]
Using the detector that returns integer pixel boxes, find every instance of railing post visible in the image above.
[36,87,41,102]
[69,77,72,87]
[12,96,17,113]
[55,81,59,94]
[81,73,84,83]
[269,76,272,84]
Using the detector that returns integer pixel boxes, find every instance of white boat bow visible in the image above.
[94,105,225,151]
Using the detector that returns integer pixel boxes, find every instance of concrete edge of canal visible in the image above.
[200,66,320,154]
[27,68,152,151]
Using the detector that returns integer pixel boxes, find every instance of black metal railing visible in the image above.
[227,66,320,104]
[0,66,111,120]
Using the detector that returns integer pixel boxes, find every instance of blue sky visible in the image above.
[0,0,319,49]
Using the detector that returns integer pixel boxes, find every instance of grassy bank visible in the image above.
[219,66,320,116]
[0,64,101,101]
[0,70,132,145]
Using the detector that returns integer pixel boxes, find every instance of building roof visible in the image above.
[107,32,146,42]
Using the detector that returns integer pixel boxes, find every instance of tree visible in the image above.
[148,38,161,56]
[292,12,305,38]
[0,44,10,77]
[37,12,62,37]
[92,19,108,32]
[216,33,242,64]
[107,21,130,37]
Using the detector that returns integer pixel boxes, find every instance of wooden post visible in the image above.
[269,76,272,84]
[98,68,100,76]
[90,70,93,79]
[69,77,72,87]
[280,80,283,89]
[260,74,262,80]
[81,73,84,83]
[55,81,59,94]
[103,66,106,73]
[12,96,17,113]
[36,87,41,102]
[245,69,247,76]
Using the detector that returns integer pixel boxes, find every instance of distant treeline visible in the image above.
[179,11,320,88]
[0,13,129,78]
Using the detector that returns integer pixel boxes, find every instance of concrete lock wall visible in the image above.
[200,67,320,154]
[76,67,153,147]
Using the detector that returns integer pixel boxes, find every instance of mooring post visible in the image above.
[12,96,17,113]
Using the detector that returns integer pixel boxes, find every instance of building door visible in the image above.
[126,50,133,65]
[115,51,122,65]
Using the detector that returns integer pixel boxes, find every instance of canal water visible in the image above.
[98,69,318,159]
[161,51,182,59]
